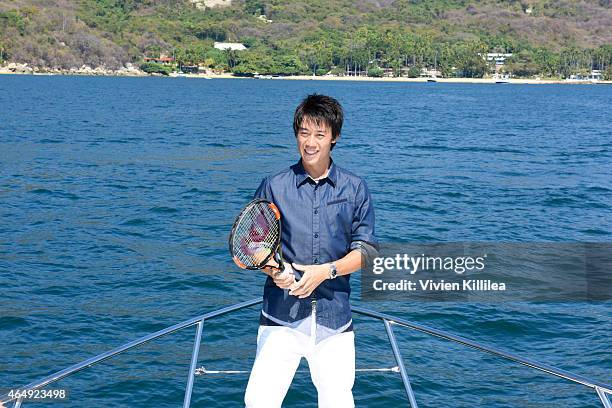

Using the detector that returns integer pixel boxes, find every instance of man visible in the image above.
[244,94,376,408]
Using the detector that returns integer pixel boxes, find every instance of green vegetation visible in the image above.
[0,0,610,79]
[140,61,172,75]
[368,66,384,78]
[407,66,421,78]
[0,9,29,35]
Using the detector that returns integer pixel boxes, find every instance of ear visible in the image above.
[332,134,340,144]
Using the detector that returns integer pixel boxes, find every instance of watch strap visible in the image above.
[329,262,338,279]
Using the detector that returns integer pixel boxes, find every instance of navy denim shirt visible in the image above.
[254,159,376,341]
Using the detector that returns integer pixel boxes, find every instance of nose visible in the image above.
[305,135,316,146]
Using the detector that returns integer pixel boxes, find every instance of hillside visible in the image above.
[0,0,611,78]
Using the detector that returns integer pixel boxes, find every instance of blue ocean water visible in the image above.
[0,76,610,407]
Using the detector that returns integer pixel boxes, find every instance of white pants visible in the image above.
[244,325,355,408]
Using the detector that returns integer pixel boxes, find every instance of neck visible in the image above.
[303,157,331,180]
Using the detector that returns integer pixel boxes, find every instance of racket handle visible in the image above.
[270,252,285,276]
[264,254,285,277]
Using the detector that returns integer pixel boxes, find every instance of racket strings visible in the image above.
[232,203,280,267]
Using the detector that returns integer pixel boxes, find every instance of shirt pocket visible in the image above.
[326,197,354,239]
[327,197,349,205]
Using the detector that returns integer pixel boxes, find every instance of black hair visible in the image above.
[293,94,343,149]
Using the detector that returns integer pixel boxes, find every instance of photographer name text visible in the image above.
[373,279,506,291]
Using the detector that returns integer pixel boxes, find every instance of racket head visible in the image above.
[229,199,282,270]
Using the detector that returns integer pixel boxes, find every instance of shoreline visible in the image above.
[1,68,609,85]
[269,75,610,85]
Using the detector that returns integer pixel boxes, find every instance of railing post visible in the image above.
[183,320,205,408]
[383,319,418,408]
[596,387,611,408]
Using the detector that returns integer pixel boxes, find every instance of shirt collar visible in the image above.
[294,159,337,187]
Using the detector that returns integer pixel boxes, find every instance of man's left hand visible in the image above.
[288,263,329,298]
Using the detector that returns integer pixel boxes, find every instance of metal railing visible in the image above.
[1,298,610,408]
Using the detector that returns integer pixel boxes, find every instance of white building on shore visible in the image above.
[484,53,513,78]
[214,42,247,51]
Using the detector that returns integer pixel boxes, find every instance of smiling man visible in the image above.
[244,94,377,408]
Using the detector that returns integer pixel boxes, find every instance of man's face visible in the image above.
[296,117,336,168]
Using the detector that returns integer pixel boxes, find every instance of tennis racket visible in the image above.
[229,198,333,299]
[229,198,285,275]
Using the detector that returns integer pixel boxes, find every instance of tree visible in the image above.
[203,48,228,70]
[407,66,420,78]
[232,48,271,74]
[506,50,539,77]
[382,29,403,77]
[175,45,207,67]
[593,44,612,72]
[275,53,307,75]
[484,34,520,54]
[412,33,433,67]
[349,26,382,76]
[344,29,370,76]
[454,42,488,78]
[224,48,239,69]
[299,40,332,76]
[0,10,27,35]
[559,47,590,78]
[195,24,228,42]
[140,62,171,75]
[367,66,383,77]
[459,55,487,78]
[532,48,560,78]
[244,0,266,15]
[437,44,457,78]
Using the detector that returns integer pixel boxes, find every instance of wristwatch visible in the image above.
[329,263,338,279]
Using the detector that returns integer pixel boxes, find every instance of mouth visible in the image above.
[303,149,319,159]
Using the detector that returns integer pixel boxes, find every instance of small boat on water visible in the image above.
[427,78,437,83]
[1,298,610,408]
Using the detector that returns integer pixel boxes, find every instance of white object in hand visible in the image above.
[274,262,295,279]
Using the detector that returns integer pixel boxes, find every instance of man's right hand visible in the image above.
[263,263,296,289]
[272,269,296,289]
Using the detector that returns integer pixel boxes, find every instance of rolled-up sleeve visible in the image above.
[350,180,376,249]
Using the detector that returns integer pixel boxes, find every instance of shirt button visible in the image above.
[314,209,318,215]
[314,233,319,238]
[314,258,318,263]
